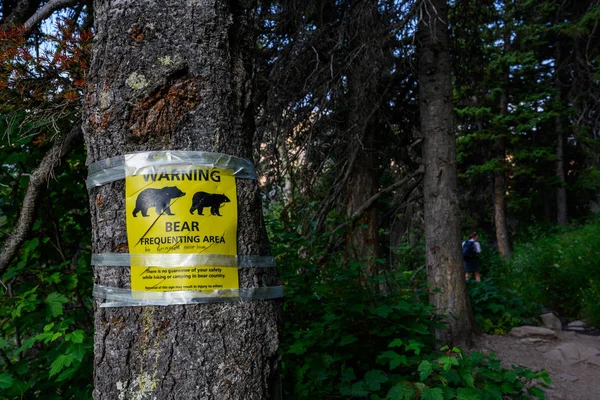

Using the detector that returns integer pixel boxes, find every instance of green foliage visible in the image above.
[267,201,550,399]
[0,127,93,399]
[468,278,541,335]
[453,0,600,228]
[509,219,600,321]
[582,279,600,328]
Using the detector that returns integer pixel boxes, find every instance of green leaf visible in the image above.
[364,369,388,390]
[421,386,444,400]
[341,382,369,397]
[340,335,358,346]
[66,329,86,344]
[288,341,307,355]
[418,360,433,381]
[45,292,68,317]
[528,386,546,399]
[378,350,407,370]
[457,387,481,400]
[388,339,404,348]
[438,355,459,371]
[483,385,503,399]
[387,382,414,400]
[0,373,14,389]
[390,354,407,370]
[486,303,505,313]
[406,340,423,355]
[340,367,356,383]
[459,370,475,387]
[500,381,516,393]
[371,305,393,318]
[49,354,74,377]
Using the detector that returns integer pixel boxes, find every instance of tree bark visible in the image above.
[344,0,384,278]
[555,41,568,226]
[494,25,512,260]
[346,133,381,278]
[417,0,475,348]
[83,1,282,399]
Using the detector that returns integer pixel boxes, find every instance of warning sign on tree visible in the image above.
[125,159,239,296]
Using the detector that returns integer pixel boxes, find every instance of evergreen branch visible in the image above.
[0,121,82,278]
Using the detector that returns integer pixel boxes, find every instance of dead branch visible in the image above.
[330,166,424,235]
[0,120,81,278]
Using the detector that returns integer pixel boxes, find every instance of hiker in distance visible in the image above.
[462,232,482,282]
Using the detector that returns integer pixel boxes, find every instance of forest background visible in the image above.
[0,0,599,399]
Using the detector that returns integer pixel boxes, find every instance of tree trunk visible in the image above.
[494,163,511,258]
[494,27,512,260]
[343,0,384,279]
[555,41,568,226]
[556,122,568,225]
[346,133,381,278]
[83,1,282,399]
[417,0,475,348]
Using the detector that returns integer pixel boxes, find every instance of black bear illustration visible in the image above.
[132,186,186,217]
[190,192,230,216]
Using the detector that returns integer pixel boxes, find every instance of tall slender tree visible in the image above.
[83,1,282,398]
[417,0,475,347]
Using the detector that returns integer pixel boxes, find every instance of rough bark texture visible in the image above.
[83,1,282,399]
[417,0,475,347]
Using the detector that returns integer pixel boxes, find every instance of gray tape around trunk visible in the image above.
[86,150,257,189]
[91,253,276,268]
[93,284,284,307]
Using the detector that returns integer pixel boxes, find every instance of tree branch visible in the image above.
[22,0,79,36]
[349,166,424,220]
[0,121,82,278]
[330,167,424,235]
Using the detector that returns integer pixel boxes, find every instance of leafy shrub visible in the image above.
[468,278,541,335]
[0,138,93,399]
[266,201,550,399]
[582,279,600,328]
[509,219,600,321]
[346,345,549,399]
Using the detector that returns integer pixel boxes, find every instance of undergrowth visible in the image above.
[509,218,600,324]
[266,202,550,399]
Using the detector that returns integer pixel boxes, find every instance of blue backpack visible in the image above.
[462,240,477,260]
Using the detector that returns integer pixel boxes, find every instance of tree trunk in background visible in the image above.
[83,1,282,399]
[555,41,568,226]
[344,0,384,278]
[346,133,381,277]
[494,28,512,260]
[417,0,475,348]
[556,121,568,225]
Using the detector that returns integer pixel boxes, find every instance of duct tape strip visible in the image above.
[93,284,284,307]
[86,151,256,189]
[91,253,276,268]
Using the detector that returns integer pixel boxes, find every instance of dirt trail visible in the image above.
[473,330,600,400]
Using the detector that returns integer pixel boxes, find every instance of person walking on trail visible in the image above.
[462,232,482,282]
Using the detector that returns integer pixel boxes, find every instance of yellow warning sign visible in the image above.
[125,163,238,295]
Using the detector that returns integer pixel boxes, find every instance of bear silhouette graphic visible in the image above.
[132,186,186,217]
[190,192,230,216]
